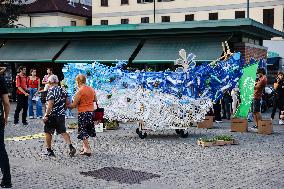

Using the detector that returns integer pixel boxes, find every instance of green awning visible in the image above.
[55,38,141,63]
[0,40,67,62]
[133,36,231,63]
[0,40,4,47]
[267,51,280,58]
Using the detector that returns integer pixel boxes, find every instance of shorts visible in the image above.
[78,112,96,140]
[253,99,261,113]
[41,91,48,104]
[44,115,66,134]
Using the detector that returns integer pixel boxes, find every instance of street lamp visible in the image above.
[247,0,250,18]
[154,0,156,23]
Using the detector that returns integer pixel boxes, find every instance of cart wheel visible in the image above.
[138,131,147,139]
[175,129,181,134]
[136,128,140,134]
[179,130,189,138]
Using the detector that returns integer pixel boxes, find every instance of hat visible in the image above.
[48,75,59,83]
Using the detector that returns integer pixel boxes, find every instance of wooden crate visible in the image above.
[258,120,273,135]
[231,118,248,132]
[197,139,238,147]
[197,140,214,147]
[197,116,214,129]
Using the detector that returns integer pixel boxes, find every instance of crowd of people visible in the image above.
[0,65,284,188]
[209,68,284,130]
[0,67,98,188]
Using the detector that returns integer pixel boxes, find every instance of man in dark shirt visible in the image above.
[0,74,12,188]
[271,72,284,124]
[14,66,29,126]
[43,75,76,157]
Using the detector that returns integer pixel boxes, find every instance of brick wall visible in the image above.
[233,42,278,85]
[233,42,267,63]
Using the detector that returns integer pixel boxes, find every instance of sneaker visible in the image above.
[0,180,12,188]
[22,122,28,126]
[44,150,55,157]
[37,116,42,119]
[215,120,223,123]
[13,122,19,126]
[250,125,258,131]
[279,120,284,125]
[29,116,34,119]
[69,146,76,157]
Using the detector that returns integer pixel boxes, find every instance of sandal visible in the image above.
[80,152,91,157]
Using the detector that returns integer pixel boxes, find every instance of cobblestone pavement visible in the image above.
[3,103,284,189]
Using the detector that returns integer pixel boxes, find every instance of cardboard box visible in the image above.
[231,118,248,132]
[258,120,273,135]
[197,116,213,129]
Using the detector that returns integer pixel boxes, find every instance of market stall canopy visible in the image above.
[267,51,280,58]
[0,40,67,62]
[0,40,4,47]
[133,35,231,63]
[55,38,141,63]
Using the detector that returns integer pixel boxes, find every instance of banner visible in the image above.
[234,63,259,118]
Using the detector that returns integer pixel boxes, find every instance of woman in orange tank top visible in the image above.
[70,74,97,156]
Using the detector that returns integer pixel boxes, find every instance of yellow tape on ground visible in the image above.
[5,130,74,141]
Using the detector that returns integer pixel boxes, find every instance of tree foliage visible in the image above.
[0,0,27,28]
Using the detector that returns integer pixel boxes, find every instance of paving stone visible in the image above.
[3,103,284,188]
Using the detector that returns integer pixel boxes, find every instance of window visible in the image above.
[185,14,194,21]
[209,13,218,20]
[101,20,108,25]
[121,19,129,24]
[137,0,153,3]
[141,17,149,23]
[235,11,245,19]
[161,16,170,22]
[263,9,274,27]
[101,0,108,7]
[242,36,260,45]
[71,21,76,26]
[86,18,92,26]
[121,0,129,5]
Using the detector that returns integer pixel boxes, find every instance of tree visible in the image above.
[0,0,27,28]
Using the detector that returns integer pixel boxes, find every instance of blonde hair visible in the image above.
[76,74,86,85]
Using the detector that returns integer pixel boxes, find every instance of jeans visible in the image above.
[0,123,11,183]
[270,95,284,119]
[222,99,231,119]
[28,88,43,117]
[213,103,222,121]
[14,94,28,124]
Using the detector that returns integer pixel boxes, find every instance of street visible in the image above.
[4,103,284,189]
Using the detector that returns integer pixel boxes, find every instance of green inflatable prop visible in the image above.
[234,63,259,118]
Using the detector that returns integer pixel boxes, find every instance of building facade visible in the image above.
[16,0,92,27]
[92,0,283,32]
[0,19,282,100]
